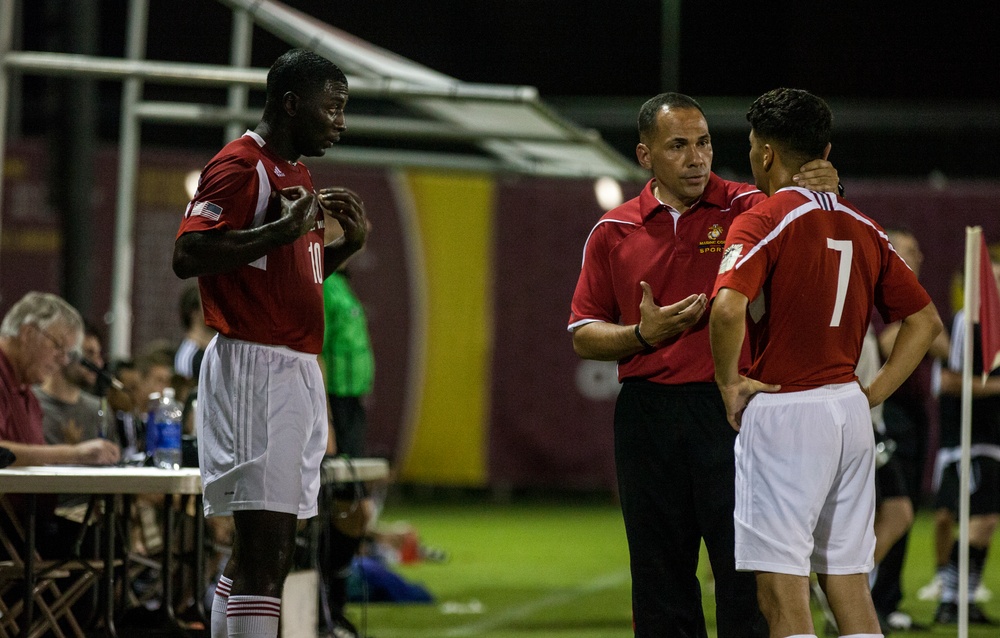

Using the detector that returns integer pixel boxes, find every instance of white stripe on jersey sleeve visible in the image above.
[248,159,272,271]
[251,160,271,230]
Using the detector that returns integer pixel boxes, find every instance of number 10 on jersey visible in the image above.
[308,241,323,284]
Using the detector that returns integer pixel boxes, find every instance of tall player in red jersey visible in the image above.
[710,88,942,638]
[173,49,367,638]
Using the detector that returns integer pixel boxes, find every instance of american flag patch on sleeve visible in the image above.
[191,201,223,221]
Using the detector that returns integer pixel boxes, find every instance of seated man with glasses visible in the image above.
[0,291,120,467]
[0,291,123,630]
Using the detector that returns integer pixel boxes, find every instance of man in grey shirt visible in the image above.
[33,322,116,446]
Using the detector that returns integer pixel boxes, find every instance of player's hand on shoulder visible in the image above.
[792,159,839,194]
[278,185,319,241]
[637,282,707,345]
[318,187,367,249]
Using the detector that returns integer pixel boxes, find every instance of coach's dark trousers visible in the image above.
[615,380,767,638]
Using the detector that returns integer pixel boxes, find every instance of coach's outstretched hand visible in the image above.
[636,282,707,347]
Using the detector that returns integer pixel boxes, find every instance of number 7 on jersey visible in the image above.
[827,238,853,327]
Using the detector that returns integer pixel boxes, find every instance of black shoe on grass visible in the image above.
[969,603,998,625]
[934,602,957,624]
[935,601,997,625]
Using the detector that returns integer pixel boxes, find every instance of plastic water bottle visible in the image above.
[153,388,183,470]
[144,391,161,460]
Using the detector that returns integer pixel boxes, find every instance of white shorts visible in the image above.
[734,383,876,576]
[197,335,327,519]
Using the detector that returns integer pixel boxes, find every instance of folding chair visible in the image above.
[0,496,102,638]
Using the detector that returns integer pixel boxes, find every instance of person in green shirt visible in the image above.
[318,267,376,638]
[321,269,375,457]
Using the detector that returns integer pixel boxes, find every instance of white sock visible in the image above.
[211,575,233,638]
[227,594,281,637]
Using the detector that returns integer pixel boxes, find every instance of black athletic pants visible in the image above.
[871,399,925,617]
[615,380,767,638]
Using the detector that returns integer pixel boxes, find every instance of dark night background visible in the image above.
[5,1,1000,494]
[13,1,1000,178]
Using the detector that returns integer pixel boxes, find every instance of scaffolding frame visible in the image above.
[0,0,643,355]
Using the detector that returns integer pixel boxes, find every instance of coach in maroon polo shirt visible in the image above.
[568,93,840,638]
[0,291,119,466]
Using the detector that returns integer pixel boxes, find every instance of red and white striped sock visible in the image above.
[226,594,281,637]
[211,576,232,638]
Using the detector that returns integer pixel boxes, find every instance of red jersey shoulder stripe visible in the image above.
[734,187,890,271]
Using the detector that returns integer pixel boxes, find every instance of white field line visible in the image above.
[442,569,631,637]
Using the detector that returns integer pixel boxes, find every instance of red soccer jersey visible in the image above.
[712,187,931,391]
[569,175,762,384]
[176,131,326,354]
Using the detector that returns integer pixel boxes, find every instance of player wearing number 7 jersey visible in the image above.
[710,88,942,638]
[173,49,368,638]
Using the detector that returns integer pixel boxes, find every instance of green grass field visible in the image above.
[343,498,1000,637]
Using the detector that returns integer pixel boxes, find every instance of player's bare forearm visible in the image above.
[572,321,648,361]
[175,187,317,278]
[0,439,119,466]
[939,368,1000,397]
[173,220,298,278]
[709,289,782,429]
[928,328,951,360]
[709,288,748,388]
[864,302,943,407]
[878,320,950,361]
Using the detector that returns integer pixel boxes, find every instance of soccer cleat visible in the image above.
[886,611,928,631]
[327,613,361,638]
[976,583,994,603]
[917,574,942,601]
[419,544,450,563]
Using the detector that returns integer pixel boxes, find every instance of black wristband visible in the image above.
[837,181,845,197]
[634,324,655,352]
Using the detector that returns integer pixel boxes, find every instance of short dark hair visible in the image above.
[83,319,105,347]
[110,358,135,377]
[746,88,832,164]
[637,93,705,143]
[135,346,174,377]
[264,49,347,118]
